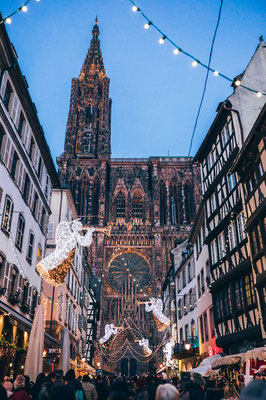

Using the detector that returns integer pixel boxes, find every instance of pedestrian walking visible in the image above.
[49,384,76,400]
[82,375,98,400]
[9,375,31,400]
[134,377,149,400]
[3,381,13,398]
[155,383,180,400]
[0,383,8,400]
[239,380,266,400]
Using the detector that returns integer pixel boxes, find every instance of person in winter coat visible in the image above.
[82,375,98,400]
[155,383,180,400]
[9,375,31,400]
[0,383,8,400]
[204,380,223,400]
[3,381,13,398]
[134,378,149,400]
[180,373,205,400]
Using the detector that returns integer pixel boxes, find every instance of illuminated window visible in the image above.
[245,274,255,306]
[1,195,13,234]
[37,244,42,263]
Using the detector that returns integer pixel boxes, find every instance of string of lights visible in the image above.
[0,0,40,26]
[127,0,265,97]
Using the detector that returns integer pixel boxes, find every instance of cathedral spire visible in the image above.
[79,17,106,79]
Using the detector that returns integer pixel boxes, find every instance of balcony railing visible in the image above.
[173,336,199,359]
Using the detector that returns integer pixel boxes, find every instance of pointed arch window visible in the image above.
[184,183,195,224]
[116,191,126,219]
[169,180,182,225]
[160,182,167,225]
[92,180,99,224]
[132,191,143,220]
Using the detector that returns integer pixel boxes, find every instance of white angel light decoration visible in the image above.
[139,338,152,355]
[37,220,110,287]
[138,297,170,331]
[99,324,119,346]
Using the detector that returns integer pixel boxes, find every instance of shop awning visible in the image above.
[212,353,244,369]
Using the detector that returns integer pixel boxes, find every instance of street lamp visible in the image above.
[184,342,191,351]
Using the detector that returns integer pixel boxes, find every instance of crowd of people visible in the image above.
[0,370,265,400]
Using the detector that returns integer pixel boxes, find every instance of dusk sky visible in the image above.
[2,0,265,161]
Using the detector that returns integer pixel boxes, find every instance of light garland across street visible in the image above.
[0,0,40,25]
[127,0,265,97]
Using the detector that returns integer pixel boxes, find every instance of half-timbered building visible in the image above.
[194,39,266,354]
[232,103,266,343]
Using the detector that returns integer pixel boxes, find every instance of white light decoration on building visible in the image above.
[139,338,152,355]
[37,220,95,286]
[163,341,174,366]
[99,324,118,345]
[144,297,170,331]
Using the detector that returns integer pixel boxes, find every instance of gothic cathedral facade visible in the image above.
[57,20,201,374]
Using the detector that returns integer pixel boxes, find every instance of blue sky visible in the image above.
[1,0,265,160]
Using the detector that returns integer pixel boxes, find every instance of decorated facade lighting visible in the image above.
[144,22,152,29]
[127,0,266,96]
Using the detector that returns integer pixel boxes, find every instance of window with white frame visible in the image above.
[217,232,225,259]
[227,173,237,192]
[237,213,246,242]
[221,123,230,148]
[210,193,217,214]
[210,240,218,265]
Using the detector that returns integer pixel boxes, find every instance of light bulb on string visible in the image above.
[214,70,219,77]
[144,22,152,30]
[256,92,262,98]
[21,6,28,12]
[192,60,199,67]
[235,79,241,86]
[173,48,180,55]
[159,36,166,44]
[5,17,12,24]
[132,5,139,12]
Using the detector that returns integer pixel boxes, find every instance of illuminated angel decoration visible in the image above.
[37,220,95,286]
[99,324,119,346]
[139,297,170,331]
[139,338,152,355]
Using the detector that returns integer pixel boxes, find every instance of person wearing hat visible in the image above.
[9,375,31,400]
[179,372,205,400]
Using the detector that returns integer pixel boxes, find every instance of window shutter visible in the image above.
[47,222,55,239]
[23,123,31,152]
[28,184,34,210]
[3,137,12,169]
[3,262,11,291]
[33,146,39,170]
[17,274,23,301]
[0,73,7,98]
[11,94,19,125]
